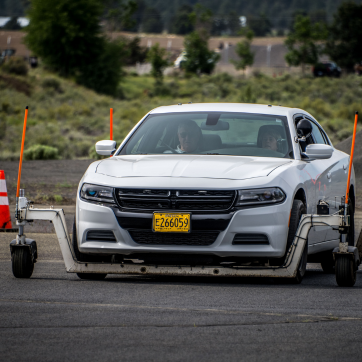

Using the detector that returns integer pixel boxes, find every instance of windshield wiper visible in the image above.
[205,153,220,155]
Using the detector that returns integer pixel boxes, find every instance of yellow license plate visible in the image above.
[153,213,191,233]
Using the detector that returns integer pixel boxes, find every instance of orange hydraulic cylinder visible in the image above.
[16,106,28,198]
[345,112,358,203]
[110,108,113,141]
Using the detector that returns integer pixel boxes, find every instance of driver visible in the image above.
[261,129,281,152]
[166,120,202,153]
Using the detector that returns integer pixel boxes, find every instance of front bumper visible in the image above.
[77,198,290,258]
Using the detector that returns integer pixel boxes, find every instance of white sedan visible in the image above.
[74,103,355,282]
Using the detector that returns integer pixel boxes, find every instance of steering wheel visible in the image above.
[159,139,177,154]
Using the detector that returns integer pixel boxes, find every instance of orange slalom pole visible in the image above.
[16,106,28,199]
[345,111,358,210]
[110,108,113,141]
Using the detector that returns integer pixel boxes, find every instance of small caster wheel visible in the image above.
[335,254,356,287]
[76,273,107,280]
[12,246,34,278]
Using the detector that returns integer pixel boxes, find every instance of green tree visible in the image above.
[211,11,241,36]
[25,0,103,77]
[141,7,163,33]
[231,29,254,72]
[325,2,362,72]
[24,0,124,95]
[76,39,125,96]
[104,0,138,32]
[188,4,213,36]
[146,43,169,84]
[183,31,220,75]
[247,13,271,37]
[122,37,148,65]
[284,15,327,73]
[170,5,194,35]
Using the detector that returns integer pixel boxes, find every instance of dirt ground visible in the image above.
[1,159,94,205]
[0,135,360,207]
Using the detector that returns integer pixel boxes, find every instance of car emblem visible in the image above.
[158,203,163,208]
[198,191,207,195]
[143,190,151,194]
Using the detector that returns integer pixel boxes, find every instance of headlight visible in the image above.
[80,183,115,204]
[235,187,285,206]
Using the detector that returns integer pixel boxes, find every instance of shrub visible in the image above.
[54,195,63,203]
[24,144,59,160]
[42,77,62,92]
[1,58,28,76]
[147,43,169,85]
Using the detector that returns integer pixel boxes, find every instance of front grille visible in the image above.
[232,233,269,245]
[129,229,219,246]
[178,190,234,197]
[118,189,170,197]
[120,200,170,210]
[86,230,117,242]
[178,202,231,210]
[116,188,236,212]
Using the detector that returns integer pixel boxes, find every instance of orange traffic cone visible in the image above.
[0,170,12,229]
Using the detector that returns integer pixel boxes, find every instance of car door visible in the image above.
[308,117,349,248]
[294,115,335,247]
[320,129,349,242]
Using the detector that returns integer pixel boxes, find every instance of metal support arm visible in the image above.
[16,206,343,278]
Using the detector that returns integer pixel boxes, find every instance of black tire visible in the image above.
[335,254,356,287]
[12,247,34,278]
[76,273,107,280]
[320,251,335,273]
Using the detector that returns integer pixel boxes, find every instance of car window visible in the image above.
[310,122,326,144]
[119,112,293,159]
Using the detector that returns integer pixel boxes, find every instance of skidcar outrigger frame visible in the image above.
[10,195,359,284]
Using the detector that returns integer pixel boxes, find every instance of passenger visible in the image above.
[261,129,281,152]
[166,120,202,153]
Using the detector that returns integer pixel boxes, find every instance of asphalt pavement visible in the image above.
[1,230,362,362]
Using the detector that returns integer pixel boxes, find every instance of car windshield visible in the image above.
[119,112,293,159]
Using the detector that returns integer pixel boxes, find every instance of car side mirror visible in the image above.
[95,140,117,156]
[296,119,313,138]
[305,144,333,160]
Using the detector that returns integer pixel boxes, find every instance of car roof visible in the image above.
[149,103,304,118]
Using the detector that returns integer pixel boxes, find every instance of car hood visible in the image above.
[95,155,291,181]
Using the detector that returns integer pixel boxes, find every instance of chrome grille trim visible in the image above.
[118,189,170,198]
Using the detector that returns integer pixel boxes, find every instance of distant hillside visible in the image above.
[336,130,362,198]
[135,0,362,31]
[3,0,362,32]
[1,64,362,162]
